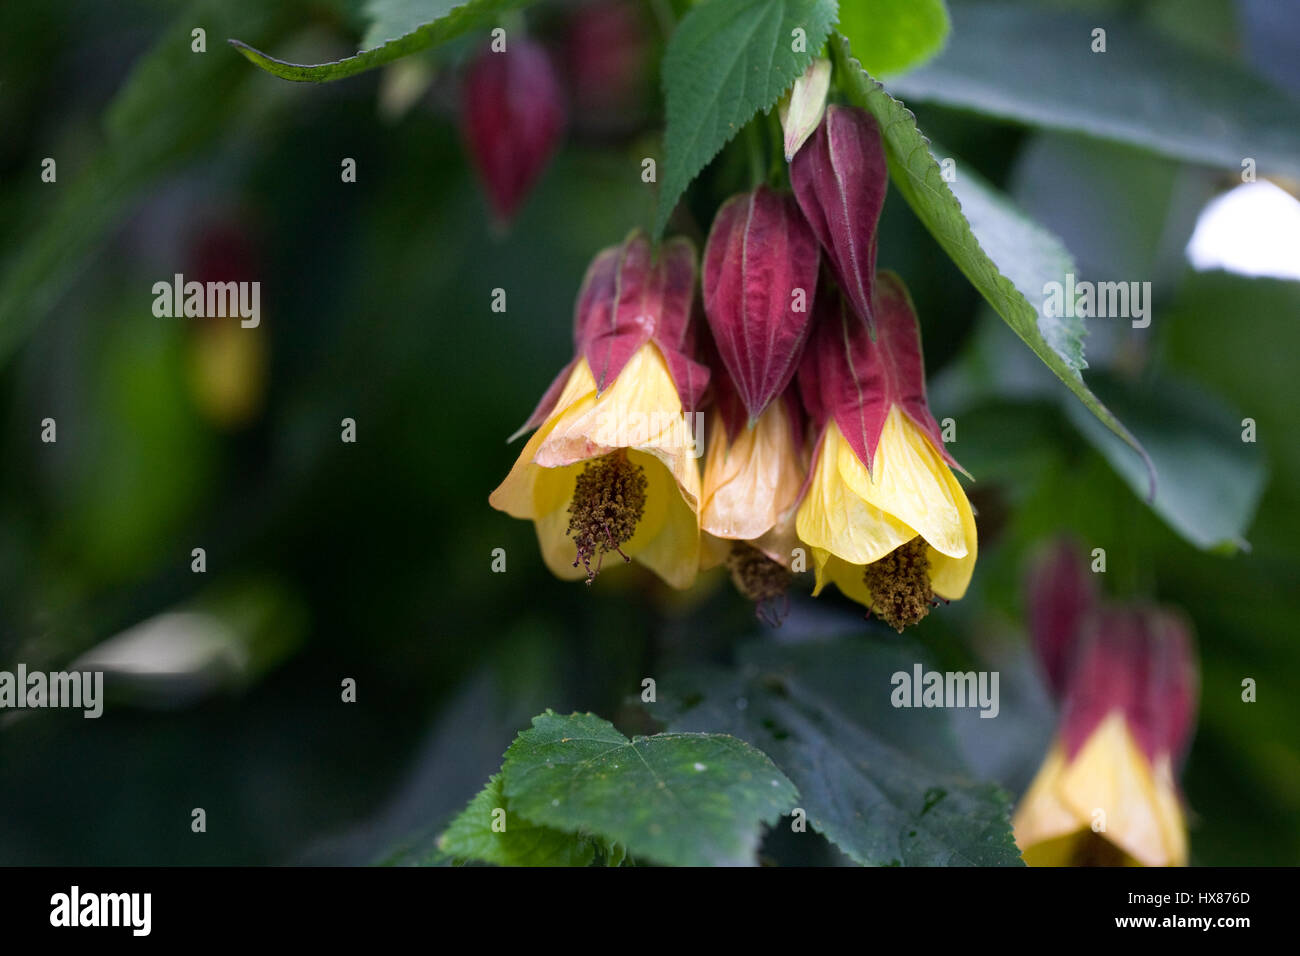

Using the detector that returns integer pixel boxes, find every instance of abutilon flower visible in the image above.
[795,274,976,631]
[699,366,806,622]
[702,184,820,424]
[778,57,831,161]
[791,104,888,334]
[186,220,267,428]
[460,36,565,226]
[1015,607,1198,866]
[489,231,709,589]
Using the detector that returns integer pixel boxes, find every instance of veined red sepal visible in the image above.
[799,271,960,477]
[702,186,820,426]
[790,104,887,334]
[511,231,708,438]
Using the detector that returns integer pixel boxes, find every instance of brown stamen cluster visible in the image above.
[863,536,934,632]
[727,543,793,626]
[566,451,647,583]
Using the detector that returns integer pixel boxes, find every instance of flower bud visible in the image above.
[790,105,888,333]
[461,36,565,226]
[1027,539,1098,699]
[702,186,820,426]
[778,57,831,161]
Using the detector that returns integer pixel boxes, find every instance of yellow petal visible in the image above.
[488,360,597,520]
[927,467,978,600]
[624,449,700,589]
[838,406,967,559]
[701,403,804,542]
[809,547,875,607]
[535,344,700,510]
[796,422,915,566]
[1014,713,1188,867]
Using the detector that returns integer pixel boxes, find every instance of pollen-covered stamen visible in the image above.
[863,536,934,632]
[727,543,793,626]
[566,451,648,583]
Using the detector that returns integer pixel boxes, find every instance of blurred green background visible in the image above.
[1,0,1297,865]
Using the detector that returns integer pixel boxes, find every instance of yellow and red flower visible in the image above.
[795,276,976,630]
[489,231,708,589]
[1014,544,1198,866]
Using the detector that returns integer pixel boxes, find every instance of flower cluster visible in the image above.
[490,95,976,631]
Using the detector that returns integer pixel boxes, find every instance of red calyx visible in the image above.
[790,105,888,334]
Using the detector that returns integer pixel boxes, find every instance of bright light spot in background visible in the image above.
[1186,181,1300,280]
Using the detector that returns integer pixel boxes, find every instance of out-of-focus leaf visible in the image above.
[501,710,798,866]
[888,0,1300,178]
[231,0,534,82]
[837,0,949,77]
[1066,373,1266,553]
[830,35,1154,494]
[659,637,1024,866]
[654,0,838,234]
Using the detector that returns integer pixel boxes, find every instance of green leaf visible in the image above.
[887,1,1300,178]
[502,710,798,866]
[655,0,838,234]
[1065,373,1266,553]
[830,35,1155,496]
[836,0,949,77]
[437,774,598,866]
[660,637,1024,867]
[230,0,533,83]
[362,0,463,51]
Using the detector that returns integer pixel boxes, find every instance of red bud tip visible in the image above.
[461,37,565,227]
[790,105,888,333]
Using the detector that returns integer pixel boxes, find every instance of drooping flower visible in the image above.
[778,57,831,161]
[698,365,806,621]
[795,274,976,630]
[702,185,820,425]
[489,231,709,588]
[461,36,565,226]
[1014,593,1198,867]
[790,104,888,334]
